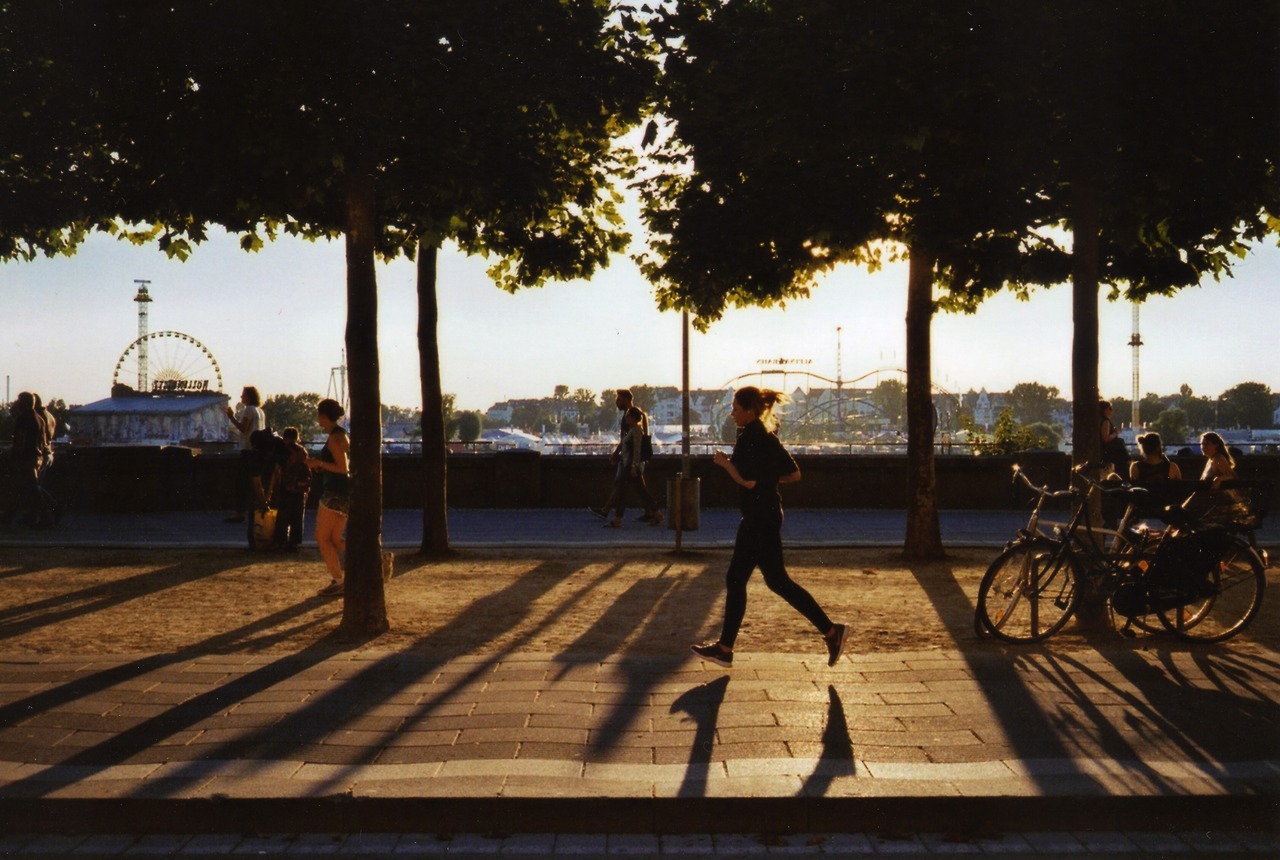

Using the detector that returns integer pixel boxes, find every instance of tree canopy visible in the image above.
[3,0,650,632]
[640,1,1071,557]
[1218,382,1277,429]
[640,1,1067,327]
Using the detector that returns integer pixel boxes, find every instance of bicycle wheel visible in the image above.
[977,538,1080,643]
[1100,531,1165,635]
[1155,538,1266,642]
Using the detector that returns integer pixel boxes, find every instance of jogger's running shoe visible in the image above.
[690,641,733,668]
[825,623,847,667]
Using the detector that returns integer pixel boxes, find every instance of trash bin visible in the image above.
[667,474,700,531]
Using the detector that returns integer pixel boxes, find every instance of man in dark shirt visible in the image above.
[1,392,52,527]
[590,388,661,525]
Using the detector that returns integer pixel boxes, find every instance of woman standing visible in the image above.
[1198,431,1237,486]
[691,387,846,669]
[225,386,266,523]
[307,399,351,596]
[1100,400,1128,472]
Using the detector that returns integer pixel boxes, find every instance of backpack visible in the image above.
[282,444,312,494]
[641,433,653,461]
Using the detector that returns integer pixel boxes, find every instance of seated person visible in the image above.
[1177,431,1244,526]
[1198,431,1236,487]
[1130,432,1183,482]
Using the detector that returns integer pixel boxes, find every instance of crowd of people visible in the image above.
[225,388,351,596]
[2,386,1259,665]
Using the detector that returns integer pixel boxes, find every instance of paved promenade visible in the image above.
[0,509,1276,856]
[2,506,1276,550]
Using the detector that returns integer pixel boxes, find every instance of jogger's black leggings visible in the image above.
[718,515,832,648]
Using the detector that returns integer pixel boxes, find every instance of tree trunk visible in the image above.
[1071,178,1110,630]
[339,168,389,637]
[1071,180,1101,471]
[903,245,944,560]
[417,240,452,556]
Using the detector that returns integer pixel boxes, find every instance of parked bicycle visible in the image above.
[976,463,1268,644]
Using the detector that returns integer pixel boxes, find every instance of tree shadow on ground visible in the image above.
[905,559,1109,793]
[558,561,723,757]
[0,553,259,643]
[0,555,592,798]
[907,556,1280,798]
[0,591,347,779]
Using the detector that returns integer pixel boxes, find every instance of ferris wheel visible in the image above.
[113,330,224,394]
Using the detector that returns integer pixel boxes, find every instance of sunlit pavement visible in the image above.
[0,647,1276,853]
[0,510,1276,854]
[3,506,1275,549]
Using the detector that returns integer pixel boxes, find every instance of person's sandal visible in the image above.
[318,580,344,596]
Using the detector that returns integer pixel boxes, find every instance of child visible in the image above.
[272,426,312,552]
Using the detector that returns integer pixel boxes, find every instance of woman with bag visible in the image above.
[691,386,846,669]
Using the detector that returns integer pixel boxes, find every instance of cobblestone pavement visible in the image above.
[0,648,1275,845]
[0,509,1276,853]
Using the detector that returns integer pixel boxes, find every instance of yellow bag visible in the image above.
[252,507,278,550]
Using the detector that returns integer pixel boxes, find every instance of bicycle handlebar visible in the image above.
[1011,463,1150,502]
[1011,465,1074,501]
[1072,463,1152,500]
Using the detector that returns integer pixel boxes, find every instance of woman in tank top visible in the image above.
[306,398,350,597]
[1129,432,1182,483]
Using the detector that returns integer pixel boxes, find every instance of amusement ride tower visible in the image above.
[133,279,152,392]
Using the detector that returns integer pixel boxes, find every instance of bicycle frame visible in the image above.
[1012,465,1145,573]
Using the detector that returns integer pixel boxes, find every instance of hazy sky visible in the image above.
[3,224,1277,415]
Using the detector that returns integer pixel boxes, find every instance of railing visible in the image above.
[383,439,1005,457]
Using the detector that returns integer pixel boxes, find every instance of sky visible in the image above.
[2,222,1277,415]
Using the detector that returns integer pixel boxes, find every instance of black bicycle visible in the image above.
[976,464,1268,643]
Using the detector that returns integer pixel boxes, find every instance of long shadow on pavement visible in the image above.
[165,557,602,794]
[669,675,729,797]
[586,570,727,757]
[909,555,1280,798]
[157,558,633,798]
[1068,646,1280,768]
[0,599,345,793]
[1,556,595,798]
[905,559,1110,793]
[0,554,243,643]
[797,685,857,798]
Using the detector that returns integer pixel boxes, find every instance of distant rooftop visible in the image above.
[71,392,228,415]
